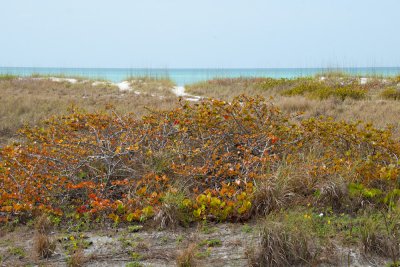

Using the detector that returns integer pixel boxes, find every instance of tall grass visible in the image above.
[0,77,177,144]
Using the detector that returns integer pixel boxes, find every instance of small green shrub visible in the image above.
[387,261,400,267]
[125,262,143,267]
[0,74,17,81]
[258,78,291,90]
[282,80,366,100]
[332,86,366,100]
[128,225,143,233]
[242,224,253,233]
[130,252,142,260]
[281,81,326,96]
[8,246,26,258]
[198,238,222,247]
[206,239,222,247]
[381,87,400,100]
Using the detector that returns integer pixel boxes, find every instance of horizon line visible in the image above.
[1,66,400,70]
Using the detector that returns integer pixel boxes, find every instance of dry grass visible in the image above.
[185,77,271,101]
[1,74,400,147]
[176,243,197,267]
[33,233,55,259]
[248,220,316,267]
[301,98,400,136]
[33,215,55,259]
[68,248,87,267]
[34,214,52,234]
[186,77,400,137]
[0,77,178,144]
[274,95,313,113]
[3,75,399,145]
[250,164,298,216]
[127,76,176,96]
[360,213,400,261]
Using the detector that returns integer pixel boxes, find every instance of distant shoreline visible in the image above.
[1,67,399,85]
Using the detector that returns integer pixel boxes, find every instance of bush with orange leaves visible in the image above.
[0,95,399,224]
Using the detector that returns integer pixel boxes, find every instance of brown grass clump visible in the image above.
[33,215,55,259]
[34,214,52,234]
[68,248,87,267]
[34,233,55,259]
[250,165,298,216]
[360,213,400,261]
[176,243,197,267]
[248,221,316,267]
[315,175,353,212]
[154,191,192,228]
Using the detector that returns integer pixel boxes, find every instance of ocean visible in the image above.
[1,67,399,86]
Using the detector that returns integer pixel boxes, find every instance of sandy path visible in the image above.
[172,86,202,101]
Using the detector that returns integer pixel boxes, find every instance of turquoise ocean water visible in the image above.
[1,67,399,86]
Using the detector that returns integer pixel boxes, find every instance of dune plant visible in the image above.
[381,87,400,100]
[281,80,367,100]
[0,95,399,225]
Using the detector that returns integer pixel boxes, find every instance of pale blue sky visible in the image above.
[1,0,399,68]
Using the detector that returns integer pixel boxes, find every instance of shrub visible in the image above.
[281,80,367,100]
[257,78,293,90]
[0,95,399,224]
[381,87,400,100]
[154,191,193,228]
[0,96,293,222]
[281,80,327,96]
[331,86,367,100]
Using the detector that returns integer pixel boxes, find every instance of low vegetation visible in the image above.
[280,80,367,100]
[33,215,55,259]
[0,74,17,81]
[1,95,399,223]
[0,76,177,144]
[126,76,175,95]
[248,208,400,266]
[176,243,197,267]
[381,87,400,100]
[186,74,400,136]
[1,74,400,266]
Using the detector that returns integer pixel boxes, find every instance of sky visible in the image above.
[1,0,399,68]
